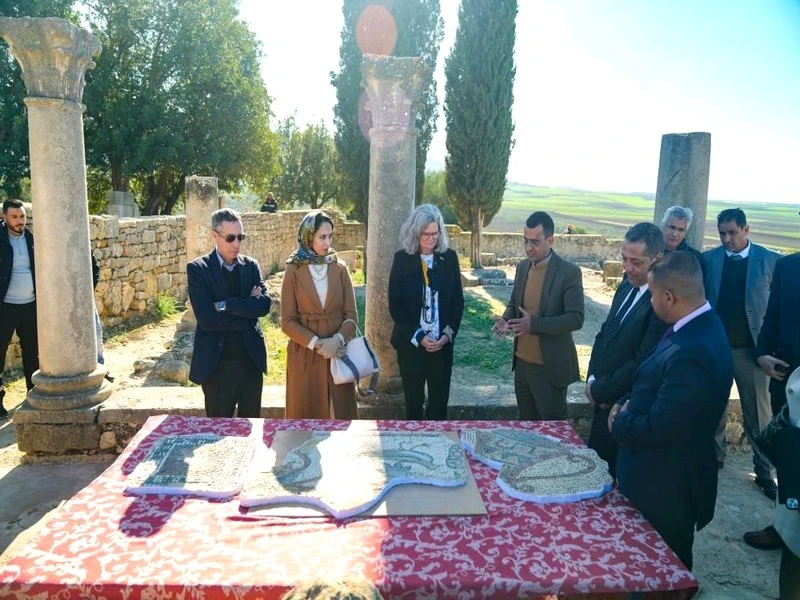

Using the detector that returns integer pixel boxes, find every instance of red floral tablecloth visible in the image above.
[0,415,697,599]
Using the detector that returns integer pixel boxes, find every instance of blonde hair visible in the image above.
[399,203,449,255]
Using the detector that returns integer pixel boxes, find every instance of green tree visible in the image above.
[273,117,340,210]
[423,169,457,224]
[82,0,278,215]
[331,0,443,221]
[0,0,75,199]
[444,0,517,267]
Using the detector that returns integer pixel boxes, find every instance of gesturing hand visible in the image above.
[508,307,532,336]
[492,316,509,339]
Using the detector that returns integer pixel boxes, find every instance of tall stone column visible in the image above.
[185,176,220,263]
[0,17,109,451]
[653,132,711,251]
[362,55,427,394]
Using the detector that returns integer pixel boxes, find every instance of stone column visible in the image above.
[185,176,220,263]
[653,132,711,251]
[0,17,109,451]
[362,55,427,394]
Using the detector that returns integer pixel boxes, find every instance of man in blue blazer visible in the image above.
[586,223,668,476]
[703,208,779,499]
[611,251,733,571]
[188,208,271,418]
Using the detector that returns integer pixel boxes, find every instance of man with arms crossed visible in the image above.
[188,208,271,418]
[493,211,584,420]
[586,223,667,476]
[610,251,733,570]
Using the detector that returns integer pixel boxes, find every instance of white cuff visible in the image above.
[307,335,319,350]
[587,375,595,384]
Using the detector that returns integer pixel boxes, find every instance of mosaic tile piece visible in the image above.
[460,428,563,468]
[240,431,469,518]
[126,434,255,499]
[461,429,612,503]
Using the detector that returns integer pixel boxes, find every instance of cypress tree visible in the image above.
[444,0,517,267]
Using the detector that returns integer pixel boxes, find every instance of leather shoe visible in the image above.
[743,525,784,550]
[754,475,778,501]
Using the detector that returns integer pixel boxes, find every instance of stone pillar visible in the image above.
[362,55,427,394]
[0,17,110,451]
[185,176,219,262]
[653,132,711,251]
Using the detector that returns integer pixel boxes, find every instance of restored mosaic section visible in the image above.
[126,434,255,499]
[461,429,613,503]
[240,431,469,518]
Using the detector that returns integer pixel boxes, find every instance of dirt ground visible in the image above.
[0,268,783,597]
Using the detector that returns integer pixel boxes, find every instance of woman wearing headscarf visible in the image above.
[281,211,359,419]
[388,204,464,420]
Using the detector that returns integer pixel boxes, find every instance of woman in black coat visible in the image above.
[388,204,464,420]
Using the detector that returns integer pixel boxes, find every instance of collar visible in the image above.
[215,249,242,272]
[725,240,750,259]
[532,251,553,267]
[631,281,649,295]
[673,301,712,333]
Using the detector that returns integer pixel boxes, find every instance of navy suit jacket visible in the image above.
[612,309,733,532]
[756,252,800,399]
[588,279,667,406]
[187,251,271,385]
[703,242,779,345]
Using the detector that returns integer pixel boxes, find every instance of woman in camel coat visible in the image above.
[281,211,358,419]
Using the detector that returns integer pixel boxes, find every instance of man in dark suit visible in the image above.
[188,208,271,418]
[586,223,667,476]
[610,251,733,570]
[493,211,585,420]
[703,207,779,499]
[660,205,704,273]
[744,250,800,551]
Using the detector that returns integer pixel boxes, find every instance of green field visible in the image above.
[486,183,800,253]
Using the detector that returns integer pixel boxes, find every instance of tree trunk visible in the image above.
[111,161,129,191]
[160,177,183,215]
[471,207,483,268]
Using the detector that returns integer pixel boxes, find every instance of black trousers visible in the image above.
[396,342,454,421]
[513,359,567,420]
[588,404,617,477]
[780,546,800,600]
[646,509,696,571]
[0,301,39,392]
[201,357,263,418]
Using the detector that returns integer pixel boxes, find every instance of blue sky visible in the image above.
[239,0,800,204]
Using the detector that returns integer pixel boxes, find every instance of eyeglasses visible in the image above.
[420,231,440,239]
[523,237,543,247]
[216,232,246,243]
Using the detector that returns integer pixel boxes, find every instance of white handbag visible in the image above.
[330,323,380,397]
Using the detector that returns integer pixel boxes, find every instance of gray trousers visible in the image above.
[715,346,773,479]
[513,359,567,420]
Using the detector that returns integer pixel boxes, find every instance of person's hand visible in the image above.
[425,333,450,353]
[585,381,596,407]
[508,307,532,336]
[607,400,628,433]
[250,284,265,298]
[334,344,346,359]
[492,316,509,338]
[420,336,441,352]
[315,337,339,359]
[757,354,789,381]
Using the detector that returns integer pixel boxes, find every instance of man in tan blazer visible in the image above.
[493,211,585,419]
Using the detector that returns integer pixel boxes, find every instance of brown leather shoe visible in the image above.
[743,525,784,550]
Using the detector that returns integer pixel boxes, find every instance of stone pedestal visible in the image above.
[653,132,711,251]
[105,190,140,217]
[362,55,427,394]
[0,17,111,452]
[185,176,219,262]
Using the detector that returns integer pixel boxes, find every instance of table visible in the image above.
[0,415,698,599]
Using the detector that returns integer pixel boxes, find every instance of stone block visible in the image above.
[99,431,117,450]
[606,277,623,289]
[157,273,171,292]
[155,359,190,384]
[602,260,623,282]
[460,271,481,288]
[17,423,101,454]
[142,229,156,243]
[480,252,497,266]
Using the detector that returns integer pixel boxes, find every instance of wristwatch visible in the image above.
[215,300,227,312]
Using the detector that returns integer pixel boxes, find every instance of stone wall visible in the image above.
[446,226,622,264]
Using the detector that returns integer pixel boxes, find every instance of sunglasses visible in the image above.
[216,232,246,243]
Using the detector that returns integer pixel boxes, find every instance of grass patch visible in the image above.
[153,293,180,320]
[453,289,513,374]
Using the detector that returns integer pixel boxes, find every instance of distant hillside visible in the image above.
[483,182,799,252]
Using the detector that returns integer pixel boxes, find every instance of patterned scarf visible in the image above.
[285,210,338,265]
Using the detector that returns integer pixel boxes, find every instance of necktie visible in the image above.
[615,287,639,323]
[729,253,743,261]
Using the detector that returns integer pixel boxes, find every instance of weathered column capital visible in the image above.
[361,55,428,131]
[0,16,100,103]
